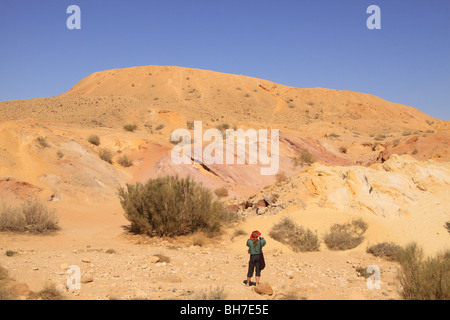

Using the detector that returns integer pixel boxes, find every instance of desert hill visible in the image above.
[0,66,449,300]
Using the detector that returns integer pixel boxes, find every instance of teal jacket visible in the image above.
[247,237,266,255]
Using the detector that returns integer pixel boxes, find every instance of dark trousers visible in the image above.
[247,254,261,278]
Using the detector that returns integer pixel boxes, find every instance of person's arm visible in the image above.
[260,237,267,247]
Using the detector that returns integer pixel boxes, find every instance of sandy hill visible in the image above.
[0,66,449,300]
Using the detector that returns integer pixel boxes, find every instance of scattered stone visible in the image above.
[10,282,30,297]
[149,256,160,264]
[81,275,94,284]
[254,282,273,296]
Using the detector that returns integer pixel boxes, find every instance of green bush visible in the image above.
[397,243,450,300]
[323,218,368,250]
[269,217,320,252]
[118,176,228,237]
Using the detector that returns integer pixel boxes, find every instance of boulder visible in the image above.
[254,282,273,296]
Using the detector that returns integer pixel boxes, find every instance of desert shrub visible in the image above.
[118,176,227,237]
[87,134,100,146]
[191,232,207,247]
[56,151,64,159]
[306,101,315,106]
[300,150,315,165]
[328,133,340,138]
[195,286,227,300]
[403,131,412,136]
[186,121,195,130]
[117,155,133,167]
[445,221,450,233]
[323,218,368,250]
[216,123,230,132]
[269,217,320,252]
[275,171,288,184]
[0,265,17,300]
[392,138,400,147]
[155,124,164,131]
[36,136,49,148]
[123,124,137,132]
[231,229,247,240]
[5,250,16,257]
[0,200,59,234]
[28,283,64,300]
[366,242,402,261]
[214,187,228,198]
[397,243,450,300]
[374,134,387,141]
[293,149,316,167]
[98,148,114,164]
[339,146,348,154]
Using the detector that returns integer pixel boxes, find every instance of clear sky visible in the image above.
[1,0,449,120]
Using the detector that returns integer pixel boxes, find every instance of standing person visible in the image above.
[246,230,266,287]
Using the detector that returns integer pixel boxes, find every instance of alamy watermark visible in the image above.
[170,121,279,176]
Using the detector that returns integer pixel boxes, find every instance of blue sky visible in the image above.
[1,0,449,120]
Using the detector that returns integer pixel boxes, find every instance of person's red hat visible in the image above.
[250,230,261,240]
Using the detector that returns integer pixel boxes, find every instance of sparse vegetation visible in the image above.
[403,131,412,136]
[0,265,17,300]
[366,242,402,261]
[0,200,60,234]
[98,148,114,164]
[36,136,49,148]
[292,149,316,167]
[393,138,400,147]
[339,146,347,154]
[323,218,368,250]
[231,229,247,240]
[118,176,230,237]
[117,154,133,167]
[186,121,195,130]
[5,250,16,257]
[28,283,64,300]
[191,232,207,247]
[214,187,228,198]
[374,134,387,141]
[269,217,320,252]
[88,134,101,146]
[397,243,450,300]
[155,124,164,131]
[328,133,340,138]
[275,171,288,184]
[195,286,227,300]
[123,124,137,132]
[216,123,230,132]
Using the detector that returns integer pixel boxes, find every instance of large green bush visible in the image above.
[118,176,229,237]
